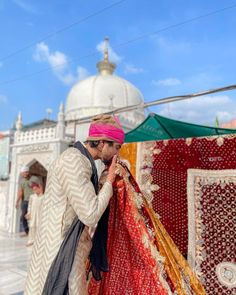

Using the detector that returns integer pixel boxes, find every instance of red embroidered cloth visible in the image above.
[187,169,236,294]
[140,136,236,256]
[88,163,205,295]
[88,165,171,295]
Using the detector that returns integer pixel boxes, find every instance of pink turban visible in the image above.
[87,115,125,145]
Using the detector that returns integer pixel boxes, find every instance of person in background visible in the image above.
[15,165,33,236]
[25,176,44,247]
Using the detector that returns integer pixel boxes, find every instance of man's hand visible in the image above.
[15,200,20,209]
[16,189,23,209]
[107,155,118,184]
[25,213,31,220]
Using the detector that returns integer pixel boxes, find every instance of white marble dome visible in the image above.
[65,47,145,129]
[66,74,144,120]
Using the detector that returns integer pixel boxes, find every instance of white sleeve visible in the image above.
[28,194,33,214]
[58,148,113,227]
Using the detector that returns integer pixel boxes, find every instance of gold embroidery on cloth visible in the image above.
[142,196,206,295]
[116,163,206,295]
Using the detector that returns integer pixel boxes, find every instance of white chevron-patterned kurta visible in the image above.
[24,147,113,295]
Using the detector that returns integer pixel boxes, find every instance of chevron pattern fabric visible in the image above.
[25,148,113,295]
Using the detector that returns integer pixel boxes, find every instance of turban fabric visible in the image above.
[87,115,125,145]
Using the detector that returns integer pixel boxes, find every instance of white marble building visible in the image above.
[0,44,145,234]
[66,41,144,140]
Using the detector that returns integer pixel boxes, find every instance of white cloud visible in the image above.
[33,42,89,85]
[152,78,181,87]
[76,66,90,80]
[0,95,8,104]
[56,66,90,85]
[13,0,39,14]
[158,95,236,126]
[124,64,144,74]
[96,40,122,64]
[33,42,67,67]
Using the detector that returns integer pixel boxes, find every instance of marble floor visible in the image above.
[0,230,31,295]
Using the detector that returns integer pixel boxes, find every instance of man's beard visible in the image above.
[102,158,112,166]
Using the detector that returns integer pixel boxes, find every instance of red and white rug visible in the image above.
[187,169,236,294]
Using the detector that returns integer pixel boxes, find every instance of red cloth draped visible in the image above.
[145,136,236,256]
[88,165,170,295]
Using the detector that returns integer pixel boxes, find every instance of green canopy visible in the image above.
[125,113,236,142]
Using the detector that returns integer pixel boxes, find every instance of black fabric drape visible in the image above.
[74,141,99,194]
[42,142,99,295]
[42,218,85,295]
[74,142,99,195]
[89,205,110,281]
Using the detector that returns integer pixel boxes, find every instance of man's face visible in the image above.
[101,142,121,165]
[21,172,29,178]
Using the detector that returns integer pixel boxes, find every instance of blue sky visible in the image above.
[0,0,236,130]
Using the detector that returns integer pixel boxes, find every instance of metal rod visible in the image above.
[67,84,236,124]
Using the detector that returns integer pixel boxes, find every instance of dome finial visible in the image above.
[104,36,109,61]
[97,37,116,75]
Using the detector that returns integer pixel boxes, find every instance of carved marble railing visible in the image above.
[15,127,56,144]
[65,134,74,142]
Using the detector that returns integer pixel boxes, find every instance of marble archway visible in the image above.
[6,149,54,233]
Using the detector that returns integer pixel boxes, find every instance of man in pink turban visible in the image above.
[25,115,125,295]
[85,114,125,164]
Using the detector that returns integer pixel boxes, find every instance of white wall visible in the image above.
[0,180,9,230]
